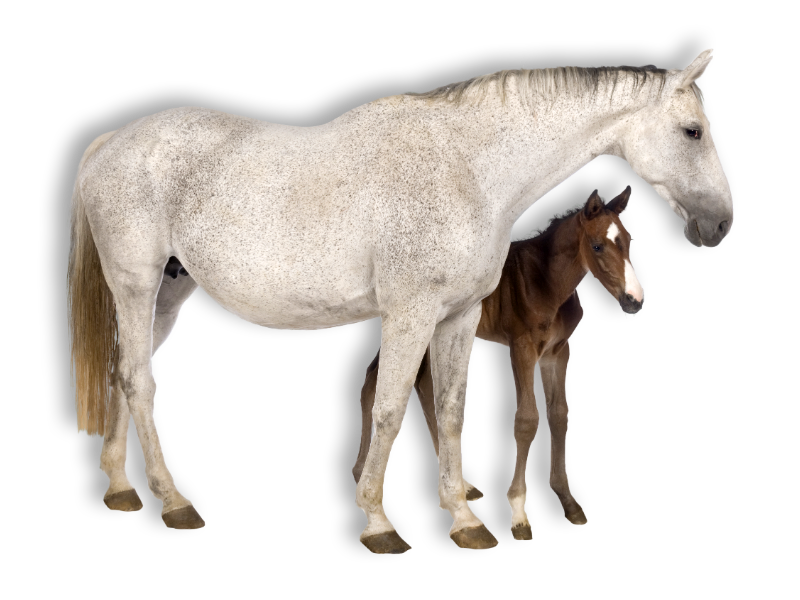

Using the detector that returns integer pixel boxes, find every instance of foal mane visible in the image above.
[407,65,703,107]
[525,205,586,242]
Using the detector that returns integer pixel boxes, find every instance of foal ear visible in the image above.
[607,186,631,214]
[583,190,604,220]
[677,49,713,91]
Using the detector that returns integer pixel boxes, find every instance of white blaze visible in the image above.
[606,222,620,241]
[624,260,644,302]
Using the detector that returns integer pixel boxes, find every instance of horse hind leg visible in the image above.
[101,265,197,512]
[97,250,203,528]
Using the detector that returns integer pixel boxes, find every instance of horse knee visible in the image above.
[438,414,464,440]
[547,402,569,423]
[373,405,404,438]
[514,412,539,440]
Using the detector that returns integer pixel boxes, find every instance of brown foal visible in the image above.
[352,187,644,540]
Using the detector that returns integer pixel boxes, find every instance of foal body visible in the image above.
[354,188,643,539]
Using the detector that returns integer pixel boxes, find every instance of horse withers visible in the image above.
[354,187,643,539]
[69,52,730,553]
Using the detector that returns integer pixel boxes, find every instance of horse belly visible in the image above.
[173,201,378,329]
[184,252,378,329]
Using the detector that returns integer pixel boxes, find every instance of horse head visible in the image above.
[578,187,643,314]
[620,50,733,247]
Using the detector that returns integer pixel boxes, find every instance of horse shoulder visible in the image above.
[556,292,583,340]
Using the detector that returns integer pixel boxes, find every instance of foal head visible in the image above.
[577,187,643,314]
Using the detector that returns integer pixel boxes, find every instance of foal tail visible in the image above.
[68,130,118,436]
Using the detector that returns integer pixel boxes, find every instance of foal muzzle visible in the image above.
[619,293,643,314]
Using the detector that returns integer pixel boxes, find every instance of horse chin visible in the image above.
[683,220,703,247]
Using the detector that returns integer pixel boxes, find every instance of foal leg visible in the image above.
[352,351,380,483]
[431,303,497,549]
[356,307,437,554]
[101,270,197,512]
[541,342,586,524]
[414,348,483,500]
[104,264,203,529]
[507,335,540,540]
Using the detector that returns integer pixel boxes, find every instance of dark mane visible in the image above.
[524,205,587,242]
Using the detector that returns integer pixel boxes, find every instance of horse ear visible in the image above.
[607,186,631,214]
[678,49,713,91]
[583,190,604,220]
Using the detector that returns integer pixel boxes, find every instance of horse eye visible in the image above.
[685,128,702,140]
[592,244,602,252]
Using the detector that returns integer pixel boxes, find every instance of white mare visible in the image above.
[68,51,732,552]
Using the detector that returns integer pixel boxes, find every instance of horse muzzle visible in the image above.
[619,293,643,314]
[684,215,732,247]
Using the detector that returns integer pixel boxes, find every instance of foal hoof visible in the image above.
[104,489,143,512]
[566,507,587,525]
[512,523,532,540]
[360,531,411,554]
[465,486,484,501]
[450,525,498,549]
[162,505,205,529]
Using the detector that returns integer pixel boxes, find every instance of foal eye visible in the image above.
[685,128,702,140]
[592,244,602,252]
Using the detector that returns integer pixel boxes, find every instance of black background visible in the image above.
[38,26,738,562]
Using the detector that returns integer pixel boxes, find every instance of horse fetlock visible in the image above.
[550,477,573,501]
[104,488,143,512]
[159,490,192,517]
[508,492,529,527]
[355,478,383,512]
[448,503,484,532]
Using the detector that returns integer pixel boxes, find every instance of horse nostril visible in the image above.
[718,220,730,236]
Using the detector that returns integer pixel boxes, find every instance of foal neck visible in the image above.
[525,214,587,308]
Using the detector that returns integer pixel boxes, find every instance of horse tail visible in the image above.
[68,130,118,436]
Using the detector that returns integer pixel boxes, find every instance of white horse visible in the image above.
[69,51,732,553]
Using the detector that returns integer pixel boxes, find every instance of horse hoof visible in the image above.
[104,489,143,512]
[566,508,587,525]
[162,505,205,529]
[465,486,484,501]
[512,523,532,540]
[360,531,411,554]
[450,525,498,549]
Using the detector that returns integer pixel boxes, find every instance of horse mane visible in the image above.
[525,205,586,242]
[407,65,703,106]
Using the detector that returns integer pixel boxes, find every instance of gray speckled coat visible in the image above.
[71,51,731,551]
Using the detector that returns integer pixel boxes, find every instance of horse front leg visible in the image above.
[507,335,540,540]
[541,342,586,524]
[355,307,437,554]
[431,303,497,549]
[414,348,483,501]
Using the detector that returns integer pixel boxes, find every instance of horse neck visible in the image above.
[532,216,587,307]
[446,76,657,229]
